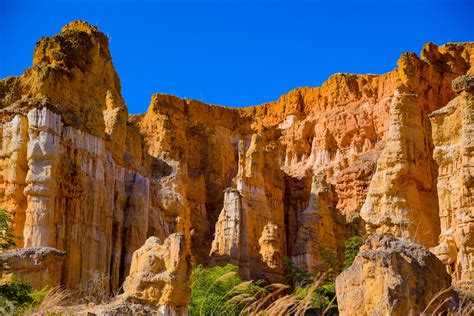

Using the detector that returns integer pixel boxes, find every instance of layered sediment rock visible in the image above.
[360,91,440,248]
[0,115,28,246]
[430,74,474,292]
[0,247,66,289]
[0,20,473,306]
[292,173,337,271]
[3,107,168,293]
[123,233,191,315]
[210,135,285,280]
[336,234,452,316]
[0,22,170,293]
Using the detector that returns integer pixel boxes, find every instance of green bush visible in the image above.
[343,236,363,270]
[0,279,33,305]
[0,210,47,314]
[281,236,363,315]
[0,208,18,250]
[282,256,312,287]
[189,264,262,316]
[0,278,49,314]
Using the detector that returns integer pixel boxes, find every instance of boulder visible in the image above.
[336,234,452,315]
[122,233,191,315]
[0,247,66,289]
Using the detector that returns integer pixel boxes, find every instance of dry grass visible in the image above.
[27,287,72,315]
[26,271,116,314]
[235,272,334,316]
[422,286,474,315]
[76,270,112,305]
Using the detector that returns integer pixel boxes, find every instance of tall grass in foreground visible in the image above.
[27,287,71,315]
[422,286,474,316]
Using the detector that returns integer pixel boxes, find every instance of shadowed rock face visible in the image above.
[0,247,66,289]
[292,173,337,271]
[335,234,452,316]
[0,20,473,309]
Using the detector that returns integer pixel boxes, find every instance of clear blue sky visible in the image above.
[1,0,472,114]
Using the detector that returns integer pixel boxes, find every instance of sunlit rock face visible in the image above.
[0,247,67,289]
[0,19,474,306]
[430,74,474,293]
[1,108,169,293]
[336,234,452,316]
[360,91,440,248]
[123,233,191,315]
[0,21,170,294]
[210,135,285,281]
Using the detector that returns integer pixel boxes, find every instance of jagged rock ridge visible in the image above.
[0,21,473,303]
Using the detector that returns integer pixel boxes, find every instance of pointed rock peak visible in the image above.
[33,20,111,70]
[61,20,100,34]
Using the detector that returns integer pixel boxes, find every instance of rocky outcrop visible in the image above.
[335,234,452,316]
[0,107,169,293]
[430,74,474,293]
[1,20,474,305]
[0,115,28,246]
[0,247,66,289]
[360,91,440,248]
[122,233,191,315]
[292,173,337,271]
[210,135,285,280]
[258,221,283,272]
[209,188,245,267]
[0,22,171,295]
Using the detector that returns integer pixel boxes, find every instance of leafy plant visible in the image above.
[189,237,363,315]
[0,210,51,314]
[343,236,363,270]
[0,209,19,250]
[0,279,34,306]
[266,236,362,315]
[282,256,312,287]
[0,279,49,314]
[189,264,262,316]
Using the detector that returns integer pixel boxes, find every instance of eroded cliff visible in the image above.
[0,21,473,302]
[430,74,474,293]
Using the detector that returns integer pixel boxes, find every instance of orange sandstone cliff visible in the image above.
[0,21,473,303]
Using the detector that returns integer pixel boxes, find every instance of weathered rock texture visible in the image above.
[360,91,440,248]
[123,233,190,315]
[0,247,66,289]
[0,22,170,294]
[209,135,285,280]
[292,173,337,271]
[430,74,474,293]
[335,234,452,316]
[0,20,473,305]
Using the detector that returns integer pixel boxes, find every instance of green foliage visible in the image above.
[281,236,362,315]
[309,281,337,315]
[0,279,48,314]
[343,236,363,270]
[0,279,33,305]
[282,256,312,287]
[29,286,50,306]
[0,209,18,250]
[187,238,363,315]
[189,264,263,316]
[0,209,48,314]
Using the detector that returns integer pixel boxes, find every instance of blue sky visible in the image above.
[1,0,472,114]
